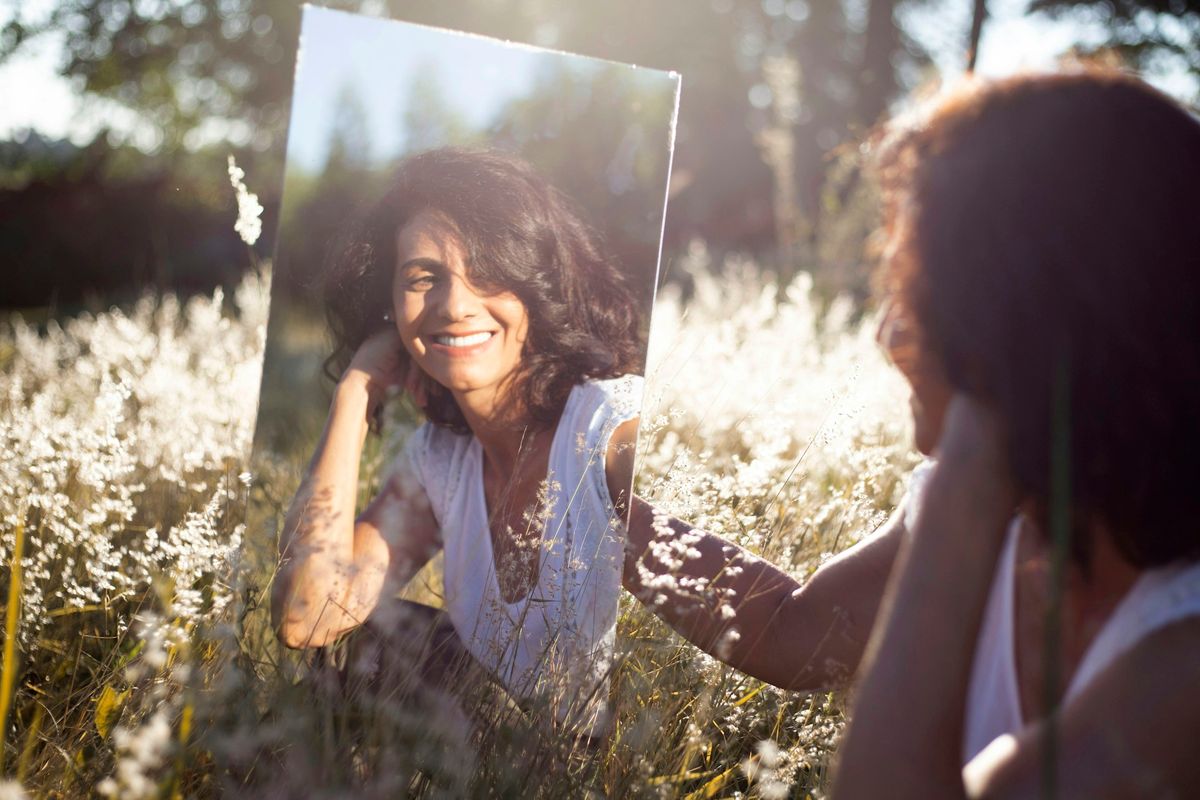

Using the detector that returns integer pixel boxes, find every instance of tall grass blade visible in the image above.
[0,507,27,771]
[1041,351,1071,800]
[16,701,43,782]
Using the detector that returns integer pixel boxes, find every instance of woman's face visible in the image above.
[392,210,529,400]
[876,299,952,456]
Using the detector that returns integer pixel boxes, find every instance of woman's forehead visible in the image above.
[396,209,466,262]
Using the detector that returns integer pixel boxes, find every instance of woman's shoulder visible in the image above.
[569,374,644,422]
[1067,553,1200,703]
[551,376,643,517]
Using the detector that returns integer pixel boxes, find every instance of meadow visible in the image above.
[0,240,919,797]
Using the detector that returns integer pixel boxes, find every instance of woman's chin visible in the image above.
[910,397,937,456]
[431,371,496,397]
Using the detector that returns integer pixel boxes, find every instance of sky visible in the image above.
[0,0,1192,148]
[286,7,675,172]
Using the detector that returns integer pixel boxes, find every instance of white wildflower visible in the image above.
[756,738,781,768]
[100,710,173,799]
[715,627,740,661]
[227,155,264,245]
[740,739,791,800]
[0,780,28,800]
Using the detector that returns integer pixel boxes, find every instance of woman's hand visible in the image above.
[931,393,1018,530]
[342,329,426,417]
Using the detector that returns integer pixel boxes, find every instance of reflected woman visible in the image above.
[271,147,646,733]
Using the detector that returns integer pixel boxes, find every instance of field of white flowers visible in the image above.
[0,239,918,797]
[0,274,268,796]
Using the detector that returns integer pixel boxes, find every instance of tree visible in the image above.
[0,0,320,152]
[1030,0,1200,99]
[325,82,372,173]
[401,65,476,154]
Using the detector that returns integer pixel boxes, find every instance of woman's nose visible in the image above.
[436,274,483,321]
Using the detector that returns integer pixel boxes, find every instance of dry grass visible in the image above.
[0,246,917,798]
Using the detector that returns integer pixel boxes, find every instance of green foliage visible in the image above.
[0,0,309,151]
[489,62,676,294]
[403,66,480,154]
[1030,0,1200,99]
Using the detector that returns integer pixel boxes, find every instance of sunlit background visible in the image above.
[2,2,1199,796]
[2,0,1196,311]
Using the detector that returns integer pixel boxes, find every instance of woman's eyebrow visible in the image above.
[397,257,444,272]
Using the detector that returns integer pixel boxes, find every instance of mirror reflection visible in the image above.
[251,6,678,746]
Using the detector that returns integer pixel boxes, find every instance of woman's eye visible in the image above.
[406,274,436,291]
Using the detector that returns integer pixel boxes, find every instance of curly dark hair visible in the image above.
[873,69,1200,568]
[323,146,646,433]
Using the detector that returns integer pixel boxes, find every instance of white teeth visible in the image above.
[434,332,493,347]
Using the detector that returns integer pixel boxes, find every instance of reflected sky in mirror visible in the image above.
[288,6,677,174]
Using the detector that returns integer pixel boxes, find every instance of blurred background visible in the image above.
[1,0,1198,314]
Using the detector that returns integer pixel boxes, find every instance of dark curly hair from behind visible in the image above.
[873,69,1200,568]
[323,146,646,433]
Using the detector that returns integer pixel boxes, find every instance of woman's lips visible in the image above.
[426,331,496,356]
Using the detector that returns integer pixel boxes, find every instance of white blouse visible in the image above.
[395,375,643,733]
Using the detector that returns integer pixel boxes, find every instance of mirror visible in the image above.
[245,5,679,762]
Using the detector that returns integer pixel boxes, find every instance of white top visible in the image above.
[903,463,1200,767]
[395,375,642,732]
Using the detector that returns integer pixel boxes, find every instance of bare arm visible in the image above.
[607,419,903,692]
[271,332,439,649]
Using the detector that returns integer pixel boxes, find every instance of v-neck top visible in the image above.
[902,462,1200,766]
[393,375,643,733]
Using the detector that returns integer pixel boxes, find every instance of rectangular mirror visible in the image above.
[241,6,678,790]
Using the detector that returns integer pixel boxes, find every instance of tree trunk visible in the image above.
[857,0,900,128]
[967,0,988,72]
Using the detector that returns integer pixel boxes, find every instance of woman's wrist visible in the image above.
[337,368,383,414]
[333,372,381,439]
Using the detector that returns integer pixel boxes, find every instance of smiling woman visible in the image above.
[270,146,648,737]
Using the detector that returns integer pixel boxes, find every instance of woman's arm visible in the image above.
[834,395,1016,799]
[606,419,903,692]
[271,331,439,649]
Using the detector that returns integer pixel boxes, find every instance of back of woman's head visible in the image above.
[324,146,645,431]
[875,68,1200,566]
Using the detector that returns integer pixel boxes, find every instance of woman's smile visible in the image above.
[430,331,495,349]
[424,329,500,358]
